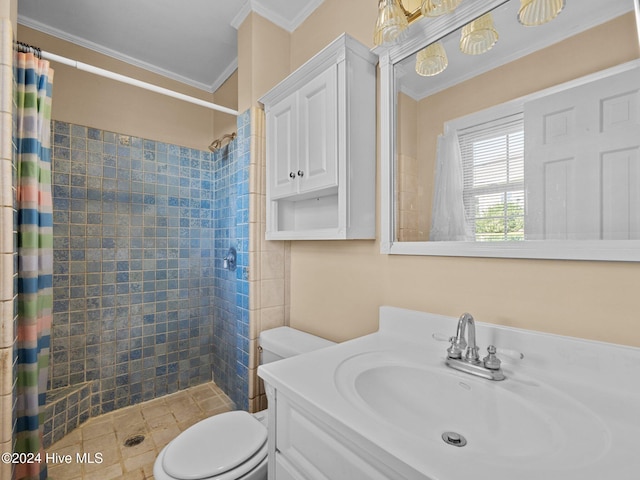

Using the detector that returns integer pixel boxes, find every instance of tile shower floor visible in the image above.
[46,382,234,480]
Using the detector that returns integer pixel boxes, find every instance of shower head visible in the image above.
[208,140,221,152]
[208,132,237,152]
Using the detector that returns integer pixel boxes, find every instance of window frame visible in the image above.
[457,112,525,241]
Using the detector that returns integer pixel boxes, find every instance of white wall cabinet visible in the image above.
[270,65,338,201]
[260,34,377,240]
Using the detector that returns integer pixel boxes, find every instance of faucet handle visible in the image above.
[483,345,502,370]
[447,336,463,359]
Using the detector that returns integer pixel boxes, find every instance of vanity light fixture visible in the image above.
[374,0,458,46]
[375,0,566,48]
[459,12,499,55]
[421,0,462,18]
[374,0,411,46]
[415,41,449,76]
[517,0,565,26]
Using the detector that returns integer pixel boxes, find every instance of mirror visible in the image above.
[380,0,640,260]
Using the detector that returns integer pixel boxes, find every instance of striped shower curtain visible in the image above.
[15,51,54,480]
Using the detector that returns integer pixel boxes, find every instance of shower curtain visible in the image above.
[14,51,54,480]
[429,129,473,241]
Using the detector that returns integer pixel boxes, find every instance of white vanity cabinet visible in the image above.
[260,34,377,240]
[264,384,409,480]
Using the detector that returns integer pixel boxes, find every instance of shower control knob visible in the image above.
[289,172,296,179]
[297,170,304,177]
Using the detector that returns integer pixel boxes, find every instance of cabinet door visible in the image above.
[276,395,397,479]
[268,92,299,199]
[297,64,338,195]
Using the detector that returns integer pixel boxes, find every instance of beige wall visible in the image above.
[280,3,640,348]
[213,69,239,139]
[238,12,290,112]
[236,13,293,411]
[17,26,237,151]
[290,0,378,71]
[0,0,15,22]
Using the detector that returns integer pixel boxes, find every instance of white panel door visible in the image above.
[268,92,299,199]
[524,66,640,240]
[297,64,338,195]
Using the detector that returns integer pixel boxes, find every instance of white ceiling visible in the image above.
[17,0,325,93]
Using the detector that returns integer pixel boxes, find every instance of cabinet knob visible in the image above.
[297,170,304,177]
[289,172,296,179]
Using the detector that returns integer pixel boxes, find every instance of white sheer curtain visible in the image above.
[429,129,473,241]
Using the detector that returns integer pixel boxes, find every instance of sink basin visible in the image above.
[334,350,611,470]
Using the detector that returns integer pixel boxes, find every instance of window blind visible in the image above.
[457,113,525,241]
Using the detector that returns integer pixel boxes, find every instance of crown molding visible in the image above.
[210,59,238,94]
[285,0,325,31]
[230,2,253,30]
[231,0,325,32]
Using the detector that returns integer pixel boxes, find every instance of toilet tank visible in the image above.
[259,327,335,364]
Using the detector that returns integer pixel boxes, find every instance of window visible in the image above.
[458,113,524,241]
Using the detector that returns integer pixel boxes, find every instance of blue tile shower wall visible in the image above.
[49,118,250,416]
[212,110,250,411]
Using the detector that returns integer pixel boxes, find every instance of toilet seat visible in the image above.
[161,411,267,480]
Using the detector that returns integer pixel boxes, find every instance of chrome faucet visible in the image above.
[445,313,505,381]
[447,313,479,363]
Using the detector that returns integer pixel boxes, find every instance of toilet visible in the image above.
[154,327,335,480]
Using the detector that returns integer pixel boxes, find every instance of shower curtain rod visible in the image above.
[17,42,238,116]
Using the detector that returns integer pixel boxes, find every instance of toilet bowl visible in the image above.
[153,327,335,480]
[154,410,268,480]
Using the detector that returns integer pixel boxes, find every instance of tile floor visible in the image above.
[46,382,234,480]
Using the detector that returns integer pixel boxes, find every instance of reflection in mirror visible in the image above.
[394,0,639,248]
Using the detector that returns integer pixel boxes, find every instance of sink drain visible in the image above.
[442,431,467,447]
[123,434,145,447]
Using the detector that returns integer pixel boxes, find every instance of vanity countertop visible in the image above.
[258,307,640,480]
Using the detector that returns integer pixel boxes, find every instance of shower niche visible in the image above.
[261,34,378,240]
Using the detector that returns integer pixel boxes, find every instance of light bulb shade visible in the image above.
[374,0,410,46]
[415,41,448,76]
[518,0,565,26]
[421,0,462,17]
[459,13,499,55]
